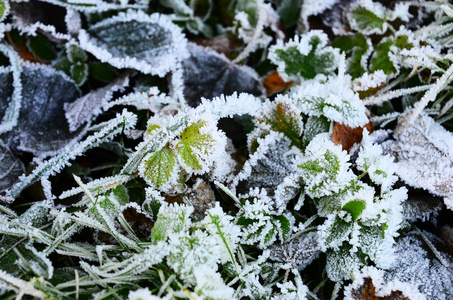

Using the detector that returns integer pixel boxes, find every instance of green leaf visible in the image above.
[302,116,330,149]
[53,57,72,75]
[70,63,88,86]
[274,34,338,80]
[342,200,366,221]
[142,146,177,188]
[152,204,193,241]
[326,243,362,281]
[259,99,303,148]
[274,214,291,242]
[176,120,215,170]
[323,215,353,247]
[112,185,129,206]
[370,39,397,75]
[88,62,118,82]
[27,35,57,61]
[348,5,386,34]
[67,44,87,63]
[276,0,303,27]
[332,34,370,79]
[0,0,9,22]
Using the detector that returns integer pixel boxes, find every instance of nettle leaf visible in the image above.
[140,145,177,188]
[268,30,340,81]
[78,10,189,77]
[383,111,453,210]
[320,214,354,249]
[5,63,84,157]
[176,120,215,170]
[347,2,386,35]
[256,95,304,148]
[0,140,24,193]
[182,43,264,107]
[298,134,354,198]
[332,34,371,79]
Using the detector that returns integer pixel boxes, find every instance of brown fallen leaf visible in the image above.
[348,277,410,300]
[332,122,373,152]
[6,32,43,63]
[263,71,293,96]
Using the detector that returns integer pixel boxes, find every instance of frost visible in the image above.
[78,10,188,77]
[383,233,453,300]
[269,231,320,270]
[234,131,301,211]
[128,287,162,300]
[356,129,398,192]
[298,134,354,198]
[5,63,83,158]
[269,30,340,82]
[290,56,368,128]
[202,204,241,265]
[193,265,235,299]
[181,43,264,107]
[383,111,453,210]
[64,75,129,132]
[152,203,194,241]
[167,230,220,285]
[0,140,24,193]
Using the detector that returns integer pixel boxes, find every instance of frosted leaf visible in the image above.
[10,0,71,40]
[181,43,264,107]
[402,193,443,222]
[298,134,355,198]
[290,72,368,128]
[382,111,453,210]
[383,233,453,300]
[0,270,46,298]
[256,95,304,148]
[0,44,22,134]
[5,63,83,158]
[193,265,235,300]
[64,75,129,132]
[347,0,411,35]
[326,243,363,281]
[139,145,179,189]
[128,287,161,300]
[268,30,340,82]
[0,140,24,193]
[356,129,398,192]
[234,131,300,211]
[78,10,188,77]
[332,33,372,79]
[8,109,137,198]
[167,230,220,285]
[202,204,242,265]
[151,203,194,241]
[302,115,330,149]
[0,0,9,23]
[237,190,295,248]
[15,244,54,279]
[269,231,320,270]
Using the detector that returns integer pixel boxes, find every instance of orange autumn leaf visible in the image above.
[349,277,410,300]
[264,71,293,96]
[332,122,373,152]
[6,32,43,63]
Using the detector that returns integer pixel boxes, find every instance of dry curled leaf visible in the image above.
[263,71,293,96]
[348,277,410,300]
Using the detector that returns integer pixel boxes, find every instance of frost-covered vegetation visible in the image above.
[1,0,453,299]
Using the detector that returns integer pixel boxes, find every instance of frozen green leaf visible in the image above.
[176,120,215,170]
[276,0,303,27]
[70,63,88,86]
[141,146,177,188]
[302,116,330,149]
[269,30,340,81]
[27,35,57,61]
[67,44,87,63]
[88,62,118,82]
[370,39,397,75]
[342,200,366,221]
[152,203,193,241]
[322,215,353,248]
[79,10,189,77]
[0,0,9,22]
[348,6,385,34]
[326,243,362,282]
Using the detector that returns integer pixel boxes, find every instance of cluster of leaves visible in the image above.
[0,0,453,299]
